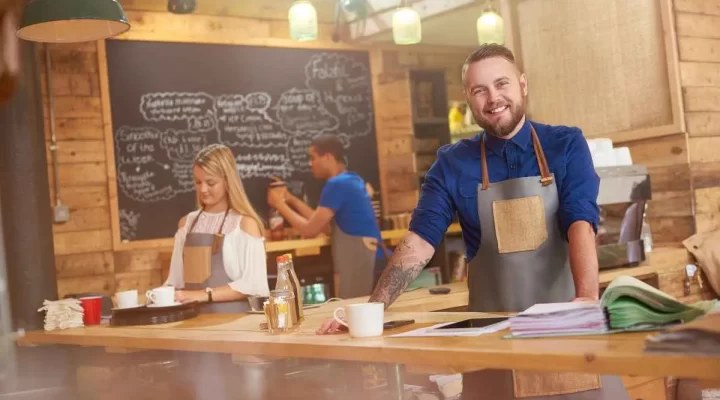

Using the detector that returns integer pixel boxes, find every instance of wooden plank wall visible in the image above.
[675,0,720,236]
[372,51,466,215]
[37,11,469,298]
[619,0,719,302]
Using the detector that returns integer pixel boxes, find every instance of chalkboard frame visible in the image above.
[98,38,382,251]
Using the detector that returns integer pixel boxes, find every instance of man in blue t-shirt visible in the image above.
[267,135,388,299]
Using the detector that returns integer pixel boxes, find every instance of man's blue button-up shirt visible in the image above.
[409,119,600,261]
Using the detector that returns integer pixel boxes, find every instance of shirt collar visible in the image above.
[485,118,532,156]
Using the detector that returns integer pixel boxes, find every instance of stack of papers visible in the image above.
[602,276,716,330]
[509,302,608,338]
[508,276,718,339]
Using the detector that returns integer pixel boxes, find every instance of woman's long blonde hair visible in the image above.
[193,144,265,235]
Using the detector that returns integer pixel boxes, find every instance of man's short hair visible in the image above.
[311,135,345,163]
[462,44,517,85]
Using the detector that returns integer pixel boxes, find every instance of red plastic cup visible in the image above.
[80,296,102,326]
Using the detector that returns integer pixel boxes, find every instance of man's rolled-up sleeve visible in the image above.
[409,153,455,248]
[557,129,600,241]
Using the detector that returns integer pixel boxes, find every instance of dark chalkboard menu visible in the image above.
[105,40,380,243]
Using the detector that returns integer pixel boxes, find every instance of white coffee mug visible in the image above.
[115,289,138,309]
[333,303,384,338]
[146,286,175,306]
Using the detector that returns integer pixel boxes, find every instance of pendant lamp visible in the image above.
[392,6,421,45]
[476,6,504,45]
[289,1,318,41]
[16,0,130,43]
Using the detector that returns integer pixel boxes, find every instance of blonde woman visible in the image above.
[165,144,270,313]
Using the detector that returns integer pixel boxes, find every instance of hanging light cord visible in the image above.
[45,45,62,208]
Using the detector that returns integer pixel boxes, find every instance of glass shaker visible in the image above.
[263,289,297,334]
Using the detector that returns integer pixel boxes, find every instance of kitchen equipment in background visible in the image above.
[586,138,651,269]
[595,164,652,270]
[301,278,328,305]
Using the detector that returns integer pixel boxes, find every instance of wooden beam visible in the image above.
[348,0,476,40]
[119,0,339,23]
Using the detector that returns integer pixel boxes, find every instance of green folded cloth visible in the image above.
[600,276,717,330]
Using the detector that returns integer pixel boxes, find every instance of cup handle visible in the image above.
[145,290,155,304]
[333,307,348,328]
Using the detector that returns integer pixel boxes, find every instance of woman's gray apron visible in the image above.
[330,221,376,299]
[183,209,249,314]
[461,127,628,399]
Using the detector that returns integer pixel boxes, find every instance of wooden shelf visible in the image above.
[265,223,462,254]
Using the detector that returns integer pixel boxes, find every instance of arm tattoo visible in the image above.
[369,236,432,309]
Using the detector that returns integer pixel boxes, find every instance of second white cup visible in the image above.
[146,286,175,306]
[333,303,385,338]
[115,289,138,308]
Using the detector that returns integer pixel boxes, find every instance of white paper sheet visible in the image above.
[388,320,510,337]
[518,302,601,315]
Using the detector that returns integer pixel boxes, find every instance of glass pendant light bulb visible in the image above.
[392,7,421,45]
[289,1,318,41]
[477,9,504,45]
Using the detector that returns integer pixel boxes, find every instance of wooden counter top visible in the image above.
[265,223,462,253]
[18,246,718,381]
[17,310,720,380]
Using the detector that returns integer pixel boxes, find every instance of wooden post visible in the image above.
[0,41,58,331]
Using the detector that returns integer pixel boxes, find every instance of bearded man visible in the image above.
[318,43,630,399]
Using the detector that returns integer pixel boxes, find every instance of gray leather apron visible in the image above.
[184,210,249,314]
[461,127,628,399]
[330,221,376,299]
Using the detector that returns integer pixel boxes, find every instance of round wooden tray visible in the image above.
[110,302,199,327]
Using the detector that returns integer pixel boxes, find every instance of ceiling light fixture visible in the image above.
[392,1,421,45]
[16,0,130,43]
[289,1,318,41]
[476,2,504,45]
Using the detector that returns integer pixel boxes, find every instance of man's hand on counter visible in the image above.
[316,319,348,335]
[316,232,435,335]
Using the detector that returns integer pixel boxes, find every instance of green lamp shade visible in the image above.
[17,0,130,43]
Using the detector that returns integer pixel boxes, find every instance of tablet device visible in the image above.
[435,317,509,330]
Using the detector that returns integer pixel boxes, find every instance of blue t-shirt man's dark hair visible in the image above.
[311,135,345,164]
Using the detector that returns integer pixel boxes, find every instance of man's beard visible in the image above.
[474,101,526,138]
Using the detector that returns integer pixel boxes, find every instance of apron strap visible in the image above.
[480,124,554,190]
[217,208,230,235]
[481,134,490,190]
[530,126,554,186]
[186,208,231,234]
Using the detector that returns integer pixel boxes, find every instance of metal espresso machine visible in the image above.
[595,165,652,270]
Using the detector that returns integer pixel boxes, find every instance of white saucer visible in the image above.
[147,302,183,308]
[112,304,145,311]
